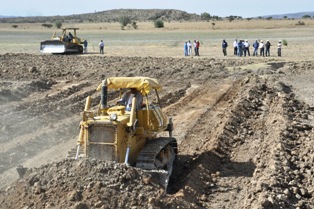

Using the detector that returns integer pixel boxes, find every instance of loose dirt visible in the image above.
[0,53,313,208]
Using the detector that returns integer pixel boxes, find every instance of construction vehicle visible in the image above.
[40,28,84,54]
[69,77,177,188]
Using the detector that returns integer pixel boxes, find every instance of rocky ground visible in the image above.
[0,53,314,208]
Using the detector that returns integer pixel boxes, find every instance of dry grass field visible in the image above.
[1,19,314,60]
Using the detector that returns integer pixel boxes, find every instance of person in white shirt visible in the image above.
[259,40,265,57]
[243,40,250,56]
[187,40,192,56]
[99,40,104,54]
[277,40,282,57]
[233,39,238,55]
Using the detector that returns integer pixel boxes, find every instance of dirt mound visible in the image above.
[0,159,198,209]
[1,54,314,208]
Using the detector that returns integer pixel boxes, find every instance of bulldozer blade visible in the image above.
[40,40,66,54]
[16,165,28,178]
[145,170,171,190]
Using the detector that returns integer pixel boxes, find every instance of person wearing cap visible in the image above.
[259,40,265,57]
[222,39,228,56]
[252,40,259,56]
[243,40,250,56]
[265,40,271,57]
[117,88,143,111]
[277,40,282,57]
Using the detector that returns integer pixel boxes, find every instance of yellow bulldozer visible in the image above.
[69,77,177,188]
[40,28,84,54]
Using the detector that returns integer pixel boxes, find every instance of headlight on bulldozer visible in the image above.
[110,113,118,121]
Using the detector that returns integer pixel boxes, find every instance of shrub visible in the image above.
[119,16,131,30]
[42,23,53,28]
[211,22,216,30]
[296,21,305,26]
[227,16,235,22]
[12,25,18,28]
[154,19,164,28]
[132,21,138,29]
[55,20,62,29]
[282,39,288,46]
[201,12,211,21]
[302,15,311,19]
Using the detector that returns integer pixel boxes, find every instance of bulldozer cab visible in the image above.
[104,77,163,108]
[54,28,81,44]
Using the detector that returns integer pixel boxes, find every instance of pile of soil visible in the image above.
[0,54,314,208]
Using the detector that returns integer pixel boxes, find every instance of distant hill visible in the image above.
[0,15,18,18]
[0,9,201,23]
[262,11,314,19]
[1,9,313,24]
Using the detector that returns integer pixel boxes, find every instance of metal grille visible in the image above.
[89,144,114,161]
[88,125,116,161]
[89,126,115,143]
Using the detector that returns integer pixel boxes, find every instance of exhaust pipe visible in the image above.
[100,80,107,115]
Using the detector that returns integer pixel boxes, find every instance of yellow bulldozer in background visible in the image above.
[40,28,84,54]
[69,77,177,188]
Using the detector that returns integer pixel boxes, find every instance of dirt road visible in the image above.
[0,54,313,208]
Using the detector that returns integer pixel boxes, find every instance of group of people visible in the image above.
[184,40,200,56]
[226,39,282,57]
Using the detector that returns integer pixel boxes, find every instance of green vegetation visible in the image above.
[55,20,62,29]
[12,25,18,28]
[282,39,288,46]
[302,15,311,19]
[154,19,164,28]
[201,12,211,21]
[119,16,131,30]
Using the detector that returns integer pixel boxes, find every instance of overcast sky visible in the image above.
[0,0,313,17]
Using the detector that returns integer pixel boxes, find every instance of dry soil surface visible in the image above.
[0,53,314,209]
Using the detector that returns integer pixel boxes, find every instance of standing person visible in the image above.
[195,40,200,56]
[193,40,197,56]
[222,39,228,56]
[277,40,282,57]
[259,40,265,57]
[83,40,88,53]
[243,40,250,56]
[187,40,192,56]
[237,40,243,57]
[99,40,104,54]
[184,42,188,56]
[233,39,238,55]
[252,40,259,56]
[265,40,271,57]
